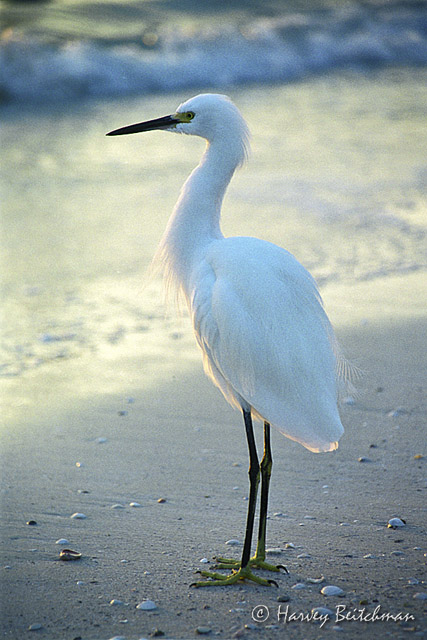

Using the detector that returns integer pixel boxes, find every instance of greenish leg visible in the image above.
[215,422,287,574]
[192,410,276,587]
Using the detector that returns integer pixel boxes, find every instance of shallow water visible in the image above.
[1,68,426,413]
[1,0,426,103]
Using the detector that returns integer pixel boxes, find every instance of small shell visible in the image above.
[59,549,82,561]
[196,627,212,635]
[110,599,125,606]
[225,539,242,546]
[111,504,125,509]
[136,599,157,610]
[312,606,334,617]
[157,498,166,503]
[70,512,87,519]
[291,582,306,590]
[55,538,69,545]
[307,576,325,584]
[387,517,405,529]
[28,623,43,631]
[277,594,290,602]
[200,558,209,564]
[129,502,141,507]
[321,585,345,597]
[413,592,427,600]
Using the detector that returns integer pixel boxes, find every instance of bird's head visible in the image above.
[107,93,250,163]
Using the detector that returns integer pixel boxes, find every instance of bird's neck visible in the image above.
[153,138,241,300]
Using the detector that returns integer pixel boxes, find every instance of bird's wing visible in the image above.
[190,236,344,452]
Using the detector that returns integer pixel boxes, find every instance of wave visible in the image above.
[1,3,426,103]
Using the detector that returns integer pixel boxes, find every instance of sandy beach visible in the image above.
[1,8,426,632]
[1,270,426,640]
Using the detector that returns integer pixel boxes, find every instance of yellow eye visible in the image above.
[185,111,195,121]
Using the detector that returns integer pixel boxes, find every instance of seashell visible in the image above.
[96,437,107,444]
[387,408,406,418]
[111,504,125,509]
[59,549,82,561]
[387,517,405,528]
[291,583,306,590]
[157,498,166,503]
[28,623,43,631]
[70,512,87,519]
[284,542,295,549]
[225,539,242,546]
[196,627,212,635]
[110,599,125,606]
[307,576,325,584]
[321,585,345,597]
[129,502,141,507]
[266,548,283,555]
[297,553,311,559]
[55,538,69,545]
[136,599,157,610]
[312,606,334,617]
[277,594,290,602]
[413,592,427,600]
[26,520,37,526]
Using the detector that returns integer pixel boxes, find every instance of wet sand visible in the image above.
[1,272,426,639]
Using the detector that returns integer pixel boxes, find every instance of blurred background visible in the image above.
[1,0,426,416]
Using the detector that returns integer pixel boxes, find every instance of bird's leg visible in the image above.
[193,409,276,587]
[252,422,286,572]
[254,421,272,563]
[216,421,285,574]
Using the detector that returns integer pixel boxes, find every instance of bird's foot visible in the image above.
[191,564,278,587]
[214,555,288,574]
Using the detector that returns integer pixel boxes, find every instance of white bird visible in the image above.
[107,94,345,587]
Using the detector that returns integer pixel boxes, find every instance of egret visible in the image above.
[107,94,345,587]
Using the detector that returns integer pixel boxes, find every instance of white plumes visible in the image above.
[149,93,345,452]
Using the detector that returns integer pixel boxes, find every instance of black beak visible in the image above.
[106,114,180,136]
